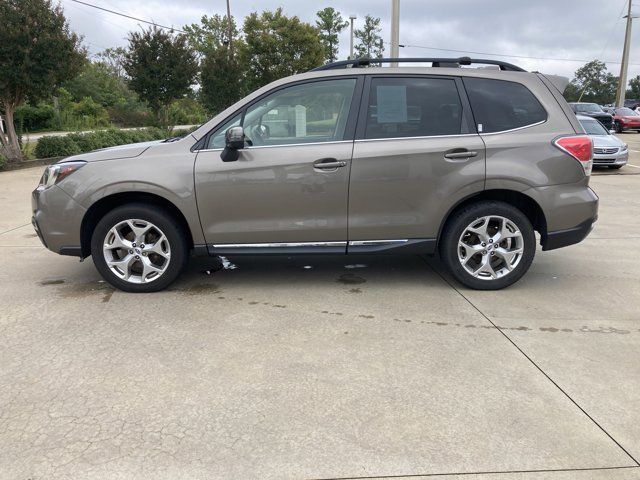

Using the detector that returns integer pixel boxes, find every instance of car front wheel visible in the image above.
[440,201,536,290]
[91,204,189,292]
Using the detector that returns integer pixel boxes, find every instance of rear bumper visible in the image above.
[543,216,597,251]
[526,183,599,251]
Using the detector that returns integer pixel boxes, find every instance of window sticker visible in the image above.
[376,85,407,123]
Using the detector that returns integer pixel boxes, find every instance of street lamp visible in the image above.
[349,15,357,60]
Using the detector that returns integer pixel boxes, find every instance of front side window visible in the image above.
[242,78,356,147]
[206,114,241,149]
[364,77,464,139]
[464,77,547,133]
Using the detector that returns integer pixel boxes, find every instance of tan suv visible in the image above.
[32,57,598,292]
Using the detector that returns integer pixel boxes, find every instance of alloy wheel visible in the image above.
[457,215,524,280]
[102,219,171,284]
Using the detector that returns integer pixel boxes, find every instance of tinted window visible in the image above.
[364,77,463,139]
[242,78,356,146]
[579,118,609,136]
[464,78,547,133]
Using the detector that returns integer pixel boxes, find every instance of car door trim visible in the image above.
[206,238,437,255]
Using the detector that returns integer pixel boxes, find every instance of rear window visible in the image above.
[463,78,547,133]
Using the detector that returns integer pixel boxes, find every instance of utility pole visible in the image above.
[615,0,636,107]
[349,15,357,60]
[226,0,233,56]
[390,0,400,66]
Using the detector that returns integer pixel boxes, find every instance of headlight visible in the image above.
[39,161,86,189]
[620,144,628,152]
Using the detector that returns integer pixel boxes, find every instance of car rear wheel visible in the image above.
[91,204,189,292]
[440,201,536,290]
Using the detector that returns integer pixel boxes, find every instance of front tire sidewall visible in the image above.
[91,205,188,293]
[440,202,536,290]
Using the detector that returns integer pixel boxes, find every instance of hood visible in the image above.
[591,134,624,148]
[60,140,164,163]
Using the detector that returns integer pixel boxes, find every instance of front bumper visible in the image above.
[32,185,86,256]
[593,150,628,166]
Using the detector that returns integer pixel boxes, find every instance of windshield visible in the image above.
[579,118,609,136]
[616,107,638,116]
[575,103,603,113]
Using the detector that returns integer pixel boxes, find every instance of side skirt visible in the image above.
[196,239,437,256]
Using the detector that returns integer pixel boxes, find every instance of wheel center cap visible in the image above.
[135,248,141,254]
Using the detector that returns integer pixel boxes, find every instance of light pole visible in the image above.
[349,15,357,60]
[615,0,637,107]
[226,0,233,55]
[390,0,400,66]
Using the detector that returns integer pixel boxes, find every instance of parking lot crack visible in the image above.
[422,256,640,468]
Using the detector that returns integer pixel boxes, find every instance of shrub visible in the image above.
[34,136,81,159]
[33,127,179,159]
[0,153,7,170]
[14,103,56,132]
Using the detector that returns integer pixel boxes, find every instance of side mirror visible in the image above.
[220,126,245,162]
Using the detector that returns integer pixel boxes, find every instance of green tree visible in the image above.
[627,75,640,100]
[185,14,246,115]
[316,7,348,63]
[200,48,246,115]
[354,15,384,59]
[0,0,84,161]
[241,8,325,90]
[63,62,131,107]
[96,47,128,80]
[565,60,618,105]
[184,14,239,58]
[124,27,198,127]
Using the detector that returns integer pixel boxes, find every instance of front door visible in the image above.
[194,77,360,253]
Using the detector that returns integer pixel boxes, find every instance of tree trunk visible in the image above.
[1,106,23,162]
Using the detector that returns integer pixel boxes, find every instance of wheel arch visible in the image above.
[80,191,195,257]
[437,189,547,248]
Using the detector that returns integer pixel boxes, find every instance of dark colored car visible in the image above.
[568,103,613,130]
[610,107,640,133]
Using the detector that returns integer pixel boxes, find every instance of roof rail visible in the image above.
[311,57,526,72]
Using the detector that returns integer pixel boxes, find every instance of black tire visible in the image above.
[91,204,189,292]
[439,201,536,290]
[615,122,623,134]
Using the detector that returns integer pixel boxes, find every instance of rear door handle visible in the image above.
[313,158,347,170]
[444,150,478,160]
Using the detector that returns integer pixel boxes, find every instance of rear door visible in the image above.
[348,75,485,250]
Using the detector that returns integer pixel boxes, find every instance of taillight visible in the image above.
[553,135,593,176]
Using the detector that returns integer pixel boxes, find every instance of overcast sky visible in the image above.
[60,0,640,83]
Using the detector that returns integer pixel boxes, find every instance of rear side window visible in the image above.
[364,77,464,139]
[463,78,547,133]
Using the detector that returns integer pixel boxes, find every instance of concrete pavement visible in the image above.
[0,143,639,479]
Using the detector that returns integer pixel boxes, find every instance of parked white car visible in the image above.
[577,114,628,169]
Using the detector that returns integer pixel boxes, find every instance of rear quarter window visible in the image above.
[463,77,547,133]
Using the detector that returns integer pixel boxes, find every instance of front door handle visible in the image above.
[444,149,478,160]
[313,158,347,170]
